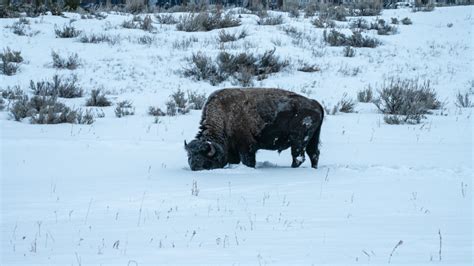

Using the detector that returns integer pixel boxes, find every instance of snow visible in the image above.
[1,6,473,265]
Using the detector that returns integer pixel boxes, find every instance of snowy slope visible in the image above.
[1,6,473,265]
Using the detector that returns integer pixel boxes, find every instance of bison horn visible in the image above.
[207,142,216,157]
[184,140,188,149]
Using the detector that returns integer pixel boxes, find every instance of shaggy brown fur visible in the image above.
[186,88,324,170]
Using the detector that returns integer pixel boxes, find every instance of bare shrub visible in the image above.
[320,6,347,21]
[1,47,23,76]
[184,49,288,86]
[258,15,284,26]
[371,19,398,35]
[172,36,198,50]
[187,90,206,110]
[1,86,25,103]
[350,18,370,30]
[85,89,111,107]
[10,20,28,36]
[29,96,78,124]
[324,29,380,48]
[321,101,339,116]
[401,17,412,25]
[455,92,473,108]
[137,35,154,45]
[312,16,336,28]
[170,89,187,110]
[337,93,356,113]
[343,46,355,57]
[122,18,138,29]
[218,29,247,43]
[304,3,318,18]
[155,14,178,24]
[79,33,120,44]
[76,109,95,125]
[217,48,288,85]
[284,2,300,18]
[55,24,81,38]
[176,12,240,32]
[148,106,165,116]
[10,95,30,121]
[140,15,155,32]
[373,78,442,124]
[10,94,84,124]
[183,52,222,85]
[122,15,155,32]
[349,0,382,16]
[282,26,303,40]
[125,0,147,14]
[51,51,80,70]
[165,100,177,116]
[357,87,373,102]
[30,75,83,98]
[165,89,192,116]
[413,3,435,12]
[297,64,320,73]
[115,100,135,118]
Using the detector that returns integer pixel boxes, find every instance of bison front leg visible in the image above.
[240,151,256,168]
[291,145,306,168]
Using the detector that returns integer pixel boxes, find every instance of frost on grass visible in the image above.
[373,78,442,124]
[1,47,23,76]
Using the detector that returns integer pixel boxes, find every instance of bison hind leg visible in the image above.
[291,145,306,168]
[240,152,256,168]
[306,125,322,169]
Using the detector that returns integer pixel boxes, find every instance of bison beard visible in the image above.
[185,88,324,171]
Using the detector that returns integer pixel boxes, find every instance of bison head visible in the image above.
[184,139,226,171]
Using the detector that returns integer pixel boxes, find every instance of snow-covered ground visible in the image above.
[1,6,473,265]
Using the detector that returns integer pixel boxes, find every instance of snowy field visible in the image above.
[1,5,473,265]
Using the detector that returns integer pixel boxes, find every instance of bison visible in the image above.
[185,88,324,170]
